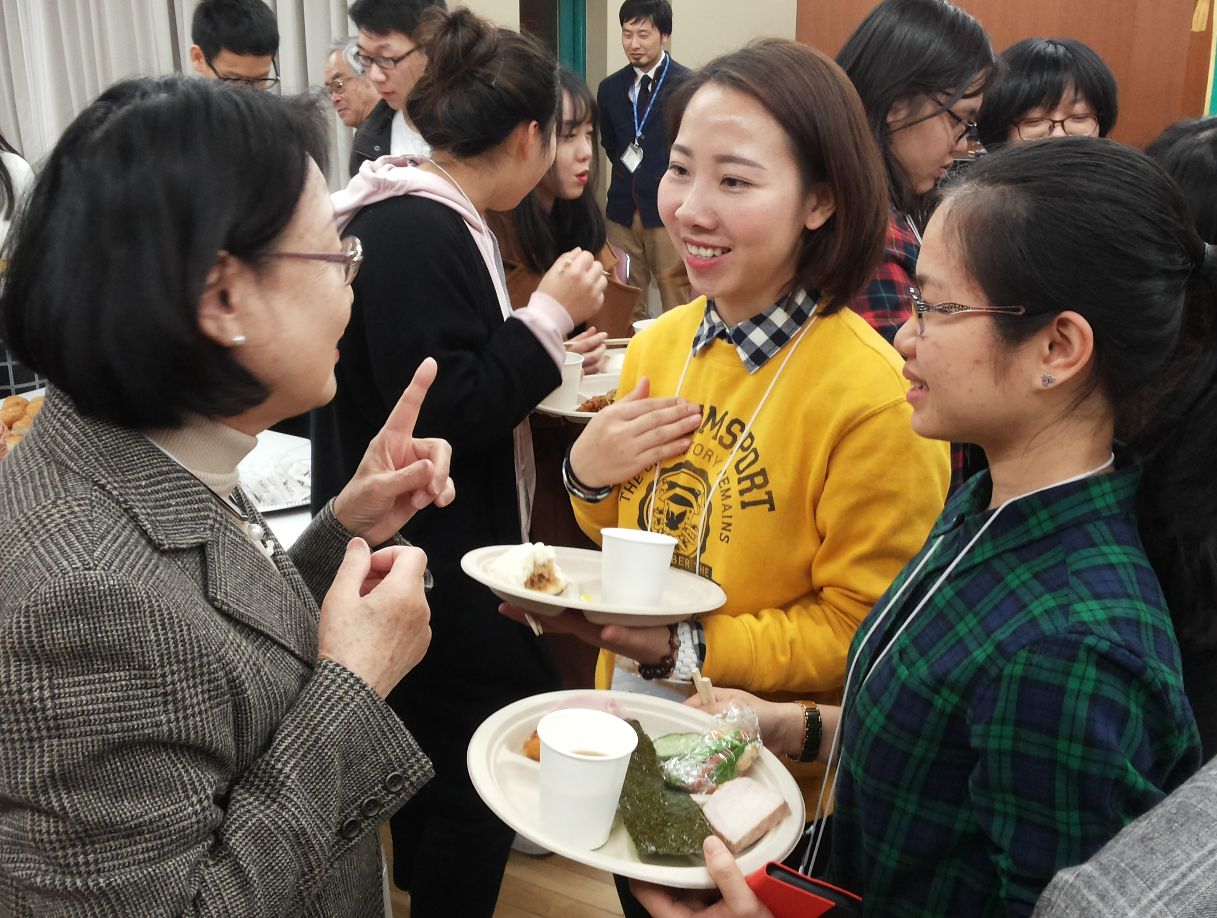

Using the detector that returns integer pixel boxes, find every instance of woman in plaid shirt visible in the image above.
[637,139,1212,917]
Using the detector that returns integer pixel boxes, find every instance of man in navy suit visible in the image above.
[597,0,690,318]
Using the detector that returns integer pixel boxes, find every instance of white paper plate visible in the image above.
[460,544,726,626]
[535,373,619,423]
[467,690,805,889]
[238,430,311,512]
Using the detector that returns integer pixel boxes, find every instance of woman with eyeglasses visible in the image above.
[0,77,455,916]
[312,9,606,915]
[635,137,1207,918]
[834,0,996,346]
[977,38,1118,151]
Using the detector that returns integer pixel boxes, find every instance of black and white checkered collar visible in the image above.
[690,290,818,374]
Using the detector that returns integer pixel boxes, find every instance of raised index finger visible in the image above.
[384,357,438,439]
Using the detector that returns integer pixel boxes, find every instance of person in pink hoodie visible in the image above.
[311,8,605,916]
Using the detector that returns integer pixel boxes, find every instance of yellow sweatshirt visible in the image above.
[574,299,950,700]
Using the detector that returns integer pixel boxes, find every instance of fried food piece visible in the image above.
[577,389,617,413]
[522,729,541,761]
[0,396,27,427]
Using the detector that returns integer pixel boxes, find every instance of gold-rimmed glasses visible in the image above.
[264,235,363,285]
[908,285,1026,335]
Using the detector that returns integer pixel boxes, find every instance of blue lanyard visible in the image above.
[631,54,671,141]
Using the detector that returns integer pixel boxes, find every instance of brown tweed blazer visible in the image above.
[0,389,434,916]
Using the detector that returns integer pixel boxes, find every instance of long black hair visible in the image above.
[976,38,1118,150]
[505,68,607,276]
[0,131,20,222]
[1147,117,1217,244]
[836,0,996,216]
[940,137,1217,654]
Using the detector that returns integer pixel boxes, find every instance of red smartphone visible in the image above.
[746,861,862,918]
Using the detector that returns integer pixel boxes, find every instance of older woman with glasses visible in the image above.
[0,76,455,916]
[977,38,1118,151]
[636,137,1207,918]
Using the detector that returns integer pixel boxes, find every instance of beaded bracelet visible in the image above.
[638,624,678,680]
[792,700,823,763]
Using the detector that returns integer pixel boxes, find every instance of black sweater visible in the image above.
[312,194,561,702]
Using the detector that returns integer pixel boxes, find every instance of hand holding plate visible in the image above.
[631,836,775,918]
[498,602,673,662]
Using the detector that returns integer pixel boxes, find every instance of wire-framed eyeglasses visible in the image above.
[908,285,1026,335]
[926,93,978,143]
[264,236,363,286]
[353,46,420,71]
[205,55,281,92]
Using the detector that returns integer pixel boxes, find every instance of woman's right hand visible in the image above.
[632,836,775,918]
[317,538,432,698]
[568,377,702,488]
[686,687,807,760]
[539,247,607,326]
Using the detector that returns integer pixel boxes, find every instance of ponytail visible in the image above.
[1133,240,1217,653]
[407,7,559,159]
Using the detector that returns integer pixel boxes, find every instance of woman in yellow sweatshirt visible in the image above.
[510,40,948,756]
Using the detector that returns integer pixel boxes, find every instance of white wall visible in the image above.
[461,0,520,29]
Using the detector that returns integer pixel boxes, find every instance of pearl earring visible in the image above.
[1041,373,1056,388]
[232,335,247,345]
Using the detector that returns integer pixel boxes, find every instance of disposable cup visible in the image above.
[599,528,677,607]
[631,318,657,336]
[544,352,584,409]
[537,708,638,849]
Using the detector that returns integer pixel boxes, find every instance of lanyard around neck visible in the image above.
[632,54,670,141]
[642,298,820,576]
[801,449,1117,875]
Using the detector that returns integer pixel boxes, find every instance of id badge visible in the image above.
[620,142,644,174]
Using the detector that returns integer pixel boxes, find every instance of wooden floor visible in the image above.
[381,827,623,917]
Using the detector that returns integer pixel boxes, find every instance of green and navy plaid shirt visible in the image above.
[831,458,1201,917]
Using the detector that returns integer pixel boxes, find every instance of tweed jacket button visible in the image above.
[383,771,405,793]
[360,795,382,817]
[339,817,361,839]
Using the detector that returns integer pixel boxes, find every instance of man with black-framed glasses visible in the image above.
[347,0,447,178]
[189,0,280,92]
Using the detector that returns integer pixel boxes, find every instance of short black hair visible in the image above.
[976,38,1118,150]
[191,0,279,59]
[349,0,447,38]
[619,0,672,36]
[1147,117,1217,243]
[837,0,996,216]
[0,76,328,429]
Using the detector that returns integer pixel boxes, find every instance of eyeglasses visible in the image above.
[908,285,1026,335]
[323,76,363,95]
[1014,114,1100,141]
[926,93,978,143]
[353,46,420,71]
[205,55,281,92]
[264,236,364,285]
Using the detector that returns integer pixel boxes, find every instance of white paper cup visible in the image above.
[631,318,656,336]
[537,708,638,849]
[599,528,677,607]
[544,351,584,410]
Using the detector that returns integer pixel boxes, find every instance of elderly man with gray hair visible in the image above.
[324,38,380,129]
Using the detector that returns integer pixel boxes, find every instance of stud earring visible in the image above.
[1041,373,1056,388]
[232,335,246,345]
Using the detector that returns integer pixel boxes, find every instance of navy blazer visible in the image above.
[597,54,690,229]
